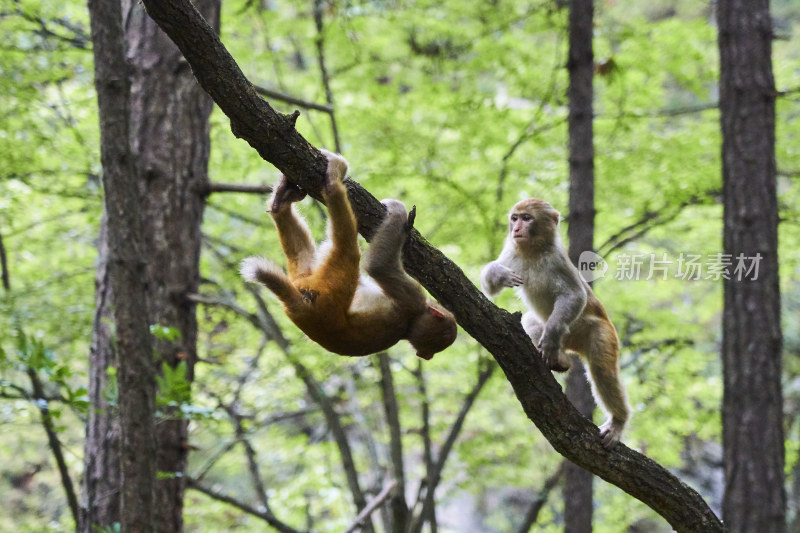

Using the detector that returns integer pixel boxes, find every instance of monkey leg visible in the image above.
[585,330,629,448]
[271,188,316,279]
[364,200,426,308]
[315,150,361,306]
[240,257,303,308]
[522,312,570,372]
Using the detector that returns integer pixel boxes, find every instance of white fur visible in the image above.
[350,275,394,314]
[240,256,283,283]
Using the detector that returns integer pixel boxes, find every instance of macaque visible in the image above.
[481,198,629,448]
[241,150,457,360]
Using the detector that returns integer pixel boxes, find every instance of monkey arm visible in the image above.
[364,200,426,309]
[480,261,523,297]
[543,286,586,341]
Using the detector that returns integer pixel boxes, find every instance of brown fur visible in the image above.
[481,198,630,448]
[241,150,457,359]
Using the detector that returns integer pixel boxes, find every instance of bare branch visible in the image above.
[312,0,341,152]
[0,231,8,291]
[515,462,565,533]
[253,84,333,113]
[343,479,398,533]
[378,354,409,531]
[187,477,306,533]
[27,368,80,526]
[409,362,494,533]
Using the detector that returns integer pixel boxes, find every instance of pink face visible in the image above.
[509,210,535,241]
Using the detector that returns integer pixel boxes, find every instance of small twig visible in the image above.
[343,479,399,533]
[253,84,333,113]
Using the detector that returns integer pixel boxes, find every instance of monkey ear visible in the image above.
[550,210,560,224]
[428,305,446,318]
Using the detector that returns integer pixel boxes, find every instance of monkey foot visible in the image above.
[381,199,409,224]
[319,149,349,194]
[271,176,307,213]
[549,361,571,373]
[599,419,624,449]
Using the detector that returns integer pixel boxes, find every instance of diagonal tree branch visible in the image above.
[187,477,305,533]
[139,1,723,531]
[27,368,80,526]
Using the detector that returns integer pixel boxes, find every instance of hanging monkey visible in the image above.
[241,150,457,359]
[481,198,629,447]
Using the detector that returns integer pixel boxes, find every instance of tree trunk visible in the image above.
[564,0,595,530]
[717,1,786,532]
[122,1,219,531]
[81,212,122,532]
[87,0,157,530]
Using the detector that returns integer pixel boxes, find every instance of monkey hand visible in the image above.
[485,263,523,288]
[271,176,307,213]
[537,329,568,371]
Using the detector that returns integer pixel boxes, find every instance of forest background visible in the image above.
[1,0,799,531]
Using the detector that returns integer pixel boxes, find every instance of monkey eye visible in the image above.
[522,214,533,222]
[510,214,518,222]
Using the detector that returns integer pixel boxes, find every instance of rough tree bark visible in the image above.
[717,1,786,532]
[138,1,724,531]
[122,1,219,530]
[87,0,157,531]
[81,212,123,532]
[564,0,596,530]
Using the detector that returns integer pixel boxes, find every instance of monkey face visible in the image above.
[508,198,560,248]
[408,304,458,360]
[509,211,535,241]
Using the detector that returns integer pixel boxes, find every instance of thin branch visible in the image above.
[312,0,341,152]
[253,84,333,113]
[600,102,718,120]
[11,4,91,49]
[514,462,565,533]
[206,182,273,195]
[378,353,409,531]
[192,437,239,482]
[187,477,306,533]
[343,479,398,533]
[411,361,437,532]
[597,192,718,257]
[27,368,80,526]
[409,362,495,533]
[0,231,9,291]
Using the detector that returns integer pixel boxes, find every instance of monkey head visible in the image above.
[507,198,560,251]
[407,302,458,360]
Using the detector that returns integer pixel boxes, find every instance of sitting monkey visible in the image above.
[241,150,457,360]
[481,198,629,447]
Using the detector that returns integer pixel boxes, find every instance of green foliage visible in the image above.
[2,0,800,530]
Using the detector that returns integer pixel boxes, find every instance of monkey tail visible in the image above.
[240,256,302,306]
